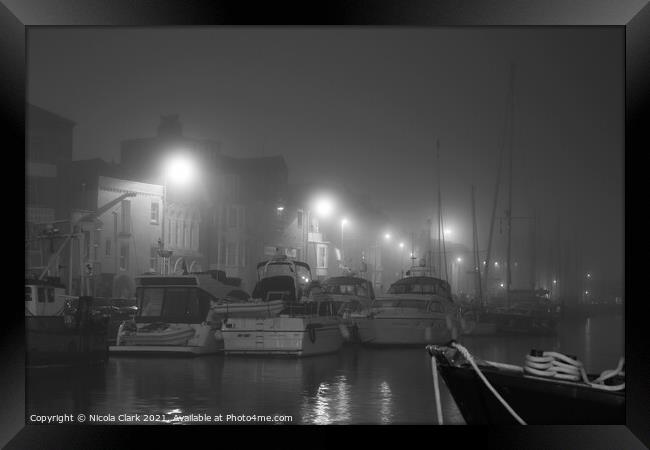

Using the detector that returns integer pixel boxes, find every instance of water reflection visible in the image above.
[26,316,623,424]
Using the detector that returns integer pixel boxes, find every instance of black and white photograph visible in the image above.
[8,1,647,445]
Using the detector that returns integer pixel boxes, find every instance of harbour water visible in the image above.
[26,314,623,425]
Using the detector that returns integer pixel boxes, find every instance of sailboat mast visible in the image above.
[505,63,515,308]
[437,140,449,283]
[436,139,442,278]
[471,185,483,302]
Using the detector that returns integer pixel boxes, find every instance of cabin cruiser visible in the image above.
[312,276,375,342]
[25,277,108,367]
[355,268,461,345]
[110,271,267,355]
[222,260,344,356]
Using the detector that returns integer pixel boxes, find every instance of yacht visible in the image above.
[222,259,344,356]
[110,271,272,355]
[355,267,461,345]
[25,277,108,367]
[312,276,375,342]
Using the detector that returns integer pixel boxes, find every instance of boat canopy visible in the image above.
[135,286,212,323]
[321,276,374,299]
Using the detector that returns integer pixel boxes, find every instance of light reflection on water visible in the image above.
[27,315,623,425]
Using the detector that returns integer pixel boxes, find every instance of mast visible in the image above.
[436,139,443,278]
[505,63,515,308]
[437,140,449,283]
[483,64,514,302]
[471,185,483,302]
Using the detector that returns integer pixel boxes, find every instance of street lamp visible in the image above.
[384,233,391,241]
[305,195,337,269]
[340,217,348,262]
[160,153,197,275]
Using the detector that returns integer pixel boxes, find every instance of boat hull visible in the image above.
[26,317,108,368]
[222,317,344,356]
[110,323,222,356]
[429,347,624,424]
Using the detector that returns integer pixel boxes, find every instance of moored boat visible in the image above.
[355,273,461,345]
[312,276,375,342]
[222,259,344,356]
[25,277,109,368]
[426,342,625,424]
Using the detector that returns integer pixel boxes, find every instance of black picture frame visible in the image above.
[5,1,648,448]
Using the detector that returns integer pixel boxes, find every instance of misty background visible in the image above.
[27,27,623,286]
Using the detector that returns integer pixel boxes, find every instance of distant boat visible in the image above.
[312,276,376,342]
[354,269,462,345]
[427,343,624,424]
[25,278,108,368]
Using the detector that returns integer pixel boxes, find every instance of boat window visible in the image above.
[428,301,444,313]
[47,289,55,303]
[25,287,32,302]
[295,265,311,286]
[162,288,199,321]
[139,288,164,317]
[37,287,46,303]
[318,301,333,316]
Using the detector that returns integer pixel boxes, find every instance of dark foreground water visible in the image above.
[26,315,623,425]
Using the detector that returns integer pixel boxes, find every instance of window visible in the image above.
[37,287,45,303]
[182,222,187,248]
[167,218,172,244]
[227,242,237,266]
[219,238,226,264]
[84,230,91,259]
[105,239,112,256]
[120,243,129,270]
[25,287,32,302]
[228,206,237,228]
[297,210,303,228]
[174,221,180,246]
[238,207,245,229]
[47,289,55,303]
[317,245,328,269]
[121,200,131,233]
[239,241,245,267]
[162,288,200,321]
[189,223,194,250]
[149,246,158,271]
[150,202,160,224]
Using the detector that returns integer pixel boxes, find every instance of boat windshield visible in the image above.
[388,281,450,298]
[136,286,211,323]
[323,283,369,297]
[373,298,429,310]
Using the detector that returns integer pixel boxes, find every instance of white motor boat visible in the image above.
[355,274,461,345]
[110,271,274,355]
[312,276,375,342]
[222,259,344,356]
[222,299,344,357]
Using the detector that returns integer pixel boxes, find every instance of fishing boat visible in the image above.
[355,270,461,345]
[311,276,375,342]
[222,260,345,356]
[25,277,109,368]
[110,271,262,355]
[426,342,624,425]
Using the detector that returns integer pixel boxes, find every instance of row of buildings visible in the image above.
[25,105,396,298]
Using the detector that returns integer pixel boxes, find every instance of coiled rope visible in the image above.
[524,350,625,391]
[429,342,625,426]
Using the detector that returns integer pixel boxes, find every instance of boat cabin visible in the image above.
[320,276,375,300]
[387,276,453,301]
[25,278,71,316]
[256,256,312,299]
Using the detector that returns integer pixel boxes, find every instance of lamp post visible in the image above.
[160,154,196,275]
[399,242,405,277]
[340,217,348,264]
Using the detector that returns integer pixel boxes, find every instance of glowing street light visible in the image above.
[384,233,392,241]
[553,279,557,285]
[341,217,349,227]
[456,257,462,263]
[164,154,196,186]
[586,273,592,279]
[276,206,285,212]
[399,242,405,249]
[499,282,505,288]
[494,261,499,268]
[314,196,335,218]
[444,228,452,236]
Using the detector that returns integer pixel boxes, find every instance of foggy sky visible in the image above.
[27,27,624,283]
